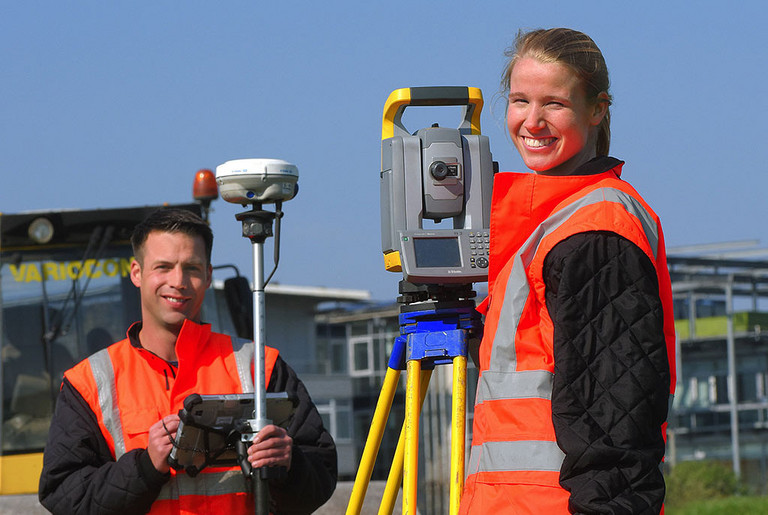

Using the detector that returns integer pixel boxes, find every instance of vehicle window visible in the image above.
[1,249,138,453]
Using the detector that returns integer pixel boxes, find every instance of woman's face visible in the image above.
[506,57,607,175]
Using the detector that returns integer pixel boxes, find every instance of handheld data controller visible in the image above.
[380,86,495,285]
[169,392,297,476]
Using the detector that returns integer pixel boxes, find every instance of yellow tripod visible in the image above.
[346,300,479,515]
[350,85,490,514]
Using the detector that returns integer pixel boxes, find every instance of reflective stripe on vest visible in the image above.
[87,335,256,501]
[89,349,126,457]
[472,186,661,476]
[232,337,255,393]
[468,440,566,473]
[155,469,246,501]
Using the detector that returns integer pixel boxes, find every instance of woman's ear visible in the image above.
[591,92,610,125]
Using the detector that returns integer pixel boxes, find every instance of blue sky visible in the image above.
[2,1,766,301]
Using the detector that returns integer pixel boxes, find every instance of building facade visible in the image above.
[667,255,768,492]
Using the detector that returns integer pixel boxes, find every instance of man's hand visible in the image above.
[147,414,179,474]
[247,424,293,470]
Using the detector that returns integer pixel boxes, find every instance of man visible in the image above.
[39,208,337,514]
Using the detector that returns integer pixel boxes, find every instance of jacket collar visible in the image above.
[127,319,212,366]
[570,155,624,176]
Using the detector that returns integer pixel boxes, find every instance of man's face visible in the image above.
[130,230,212,334]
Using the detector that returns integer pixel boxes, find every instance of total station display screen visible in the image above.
[413,237,461,268]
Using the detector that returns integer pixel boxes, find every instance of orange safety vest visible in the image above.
[460,164,676,514]
[64,319,279,515]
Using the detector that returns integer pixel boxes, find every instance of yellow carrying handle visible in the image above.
[381,86,484,140]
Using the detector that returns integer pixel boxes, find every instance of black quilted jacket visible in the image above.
[542,160,671,514]
[38,351,337,515]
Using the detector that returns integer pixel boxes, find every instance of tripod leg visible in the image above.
[378,370,432,515]
[347,367,401,515]
[449,355,467,515]
[403,360,423,515]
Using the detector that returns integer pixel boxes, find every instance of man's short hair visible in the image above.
[131,208,214,265]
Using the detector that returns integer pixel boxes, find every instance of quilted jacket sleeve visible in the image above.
[38,378,169,515]
[266,356,338,514]
[543,231,670,515]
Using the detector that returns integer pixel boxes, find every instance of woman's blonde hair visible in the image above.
[502,28,613,156]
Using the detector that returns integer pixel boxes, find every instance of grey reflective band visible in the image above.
[476,369,553,401]
[467,441,566,474]
[88,350,126,458]
[516,187,660,273]
[600,188,659,258]
[468,403,675,477]
[231,337,254,393]
[485,186,661,376]
[156,470,250,500]
[488,254,530,374]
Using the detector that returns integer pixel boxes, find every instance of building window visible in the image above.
[330,340,347,374]
[714,375,728,404]
[350,336,373,376]
[350,320,370,337]
[738,372,759,403]
[316,323,348,374]
[336,404,352,440]
[317,399,351,443]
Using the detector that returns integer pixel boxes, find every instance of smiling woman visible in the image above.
[502,29,612,176]
[460,28,677,515]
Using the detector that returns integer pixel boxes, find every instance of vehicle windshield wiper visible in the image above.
[41,225,114,374]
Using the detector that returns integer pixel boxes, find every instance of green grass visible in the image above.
[666,496,768,515]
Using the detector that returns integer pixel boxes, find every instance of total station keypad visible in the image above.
[468,231,490,269]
